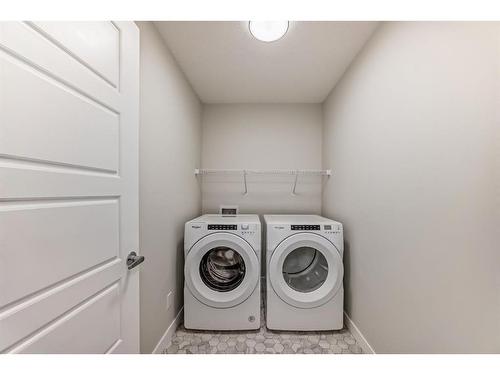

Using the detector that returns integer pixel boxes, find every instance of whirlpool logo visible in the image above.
[274,226,285,230]
[191,225,202,229]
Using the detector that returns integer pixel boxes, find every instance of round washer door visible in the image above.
[269,233,343,309]
[185,232,259,308]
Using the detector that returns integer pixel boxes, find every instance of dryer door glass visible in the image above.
[282,246,328,293]
[199,247,246,292]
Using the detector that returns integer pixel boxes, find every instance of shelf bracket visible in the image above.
[291,170,299,195]
[243,169,248,195]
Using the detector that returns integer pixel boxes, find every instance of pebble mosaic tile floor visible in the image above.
[163,296,363,354]
[164,324,362,354]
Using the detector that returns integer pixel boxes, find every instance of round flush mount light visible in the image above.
[248,21,289,42]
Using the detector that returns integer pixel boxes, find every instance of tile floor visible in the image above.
[163,294,363,354]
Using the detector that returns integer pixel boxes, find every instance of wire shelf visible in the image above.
[194,168,331,195]
[194,169,332,176]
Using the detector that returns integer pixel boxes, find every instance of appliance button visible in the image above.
[241,224,249,230]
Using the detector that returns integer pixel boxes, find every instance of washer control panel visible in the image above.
[206,223,258,236]
[240,223,257,236]
[208,224,237,230]
[323,224,343,234]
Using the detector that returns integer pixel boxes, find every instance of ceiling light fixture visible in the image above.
[248,21,289,42]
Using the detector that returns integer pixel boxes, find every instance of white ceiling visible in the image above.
[154,21,379,103]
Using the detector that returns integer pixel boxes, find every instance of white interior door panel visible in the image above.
[0,21,140,354]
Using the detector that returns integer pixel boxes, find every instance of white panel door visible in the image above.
[0,21,140,353]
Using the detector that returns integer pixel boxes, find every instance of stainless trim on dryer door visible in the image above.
[269,233,343,309]
[185,232,259,309]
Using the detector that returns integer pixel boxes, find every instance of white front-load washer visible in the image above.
[264,215,344,331]
[184,214,261,330]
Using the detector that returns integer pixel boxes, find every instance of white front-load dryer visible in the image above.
[184,214,261,330]
[264,215,344,331]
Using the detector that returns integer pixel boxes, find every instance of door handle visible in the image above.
[127,251,145,270]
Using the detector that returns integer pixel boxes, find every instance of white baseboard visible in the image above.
[344,311,375,354]
[152,307,184,354]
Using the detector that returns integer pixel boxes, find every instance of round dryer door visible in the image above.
[185,232,259,308]
[269,233,343,309]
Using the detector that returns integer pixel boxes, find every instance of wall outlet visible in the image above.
[166,291,173,311]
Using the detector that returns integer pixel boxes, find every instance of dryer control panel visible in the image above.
[291,225,320,231]
[289,224,342,235]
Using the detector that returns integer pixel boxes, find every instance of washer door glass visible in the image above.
[269,233,343,309]
[282,246,328,293]
[199,246,246,292]
[185,233,259,308]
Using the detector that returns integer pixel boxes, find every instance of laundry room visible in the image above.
[139,20,500,355]
[1,2,500,370]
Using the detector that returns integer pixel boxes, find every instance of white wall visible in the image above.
[138,22,202,353]
[322,22,500,353]
[201,104,323,215]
